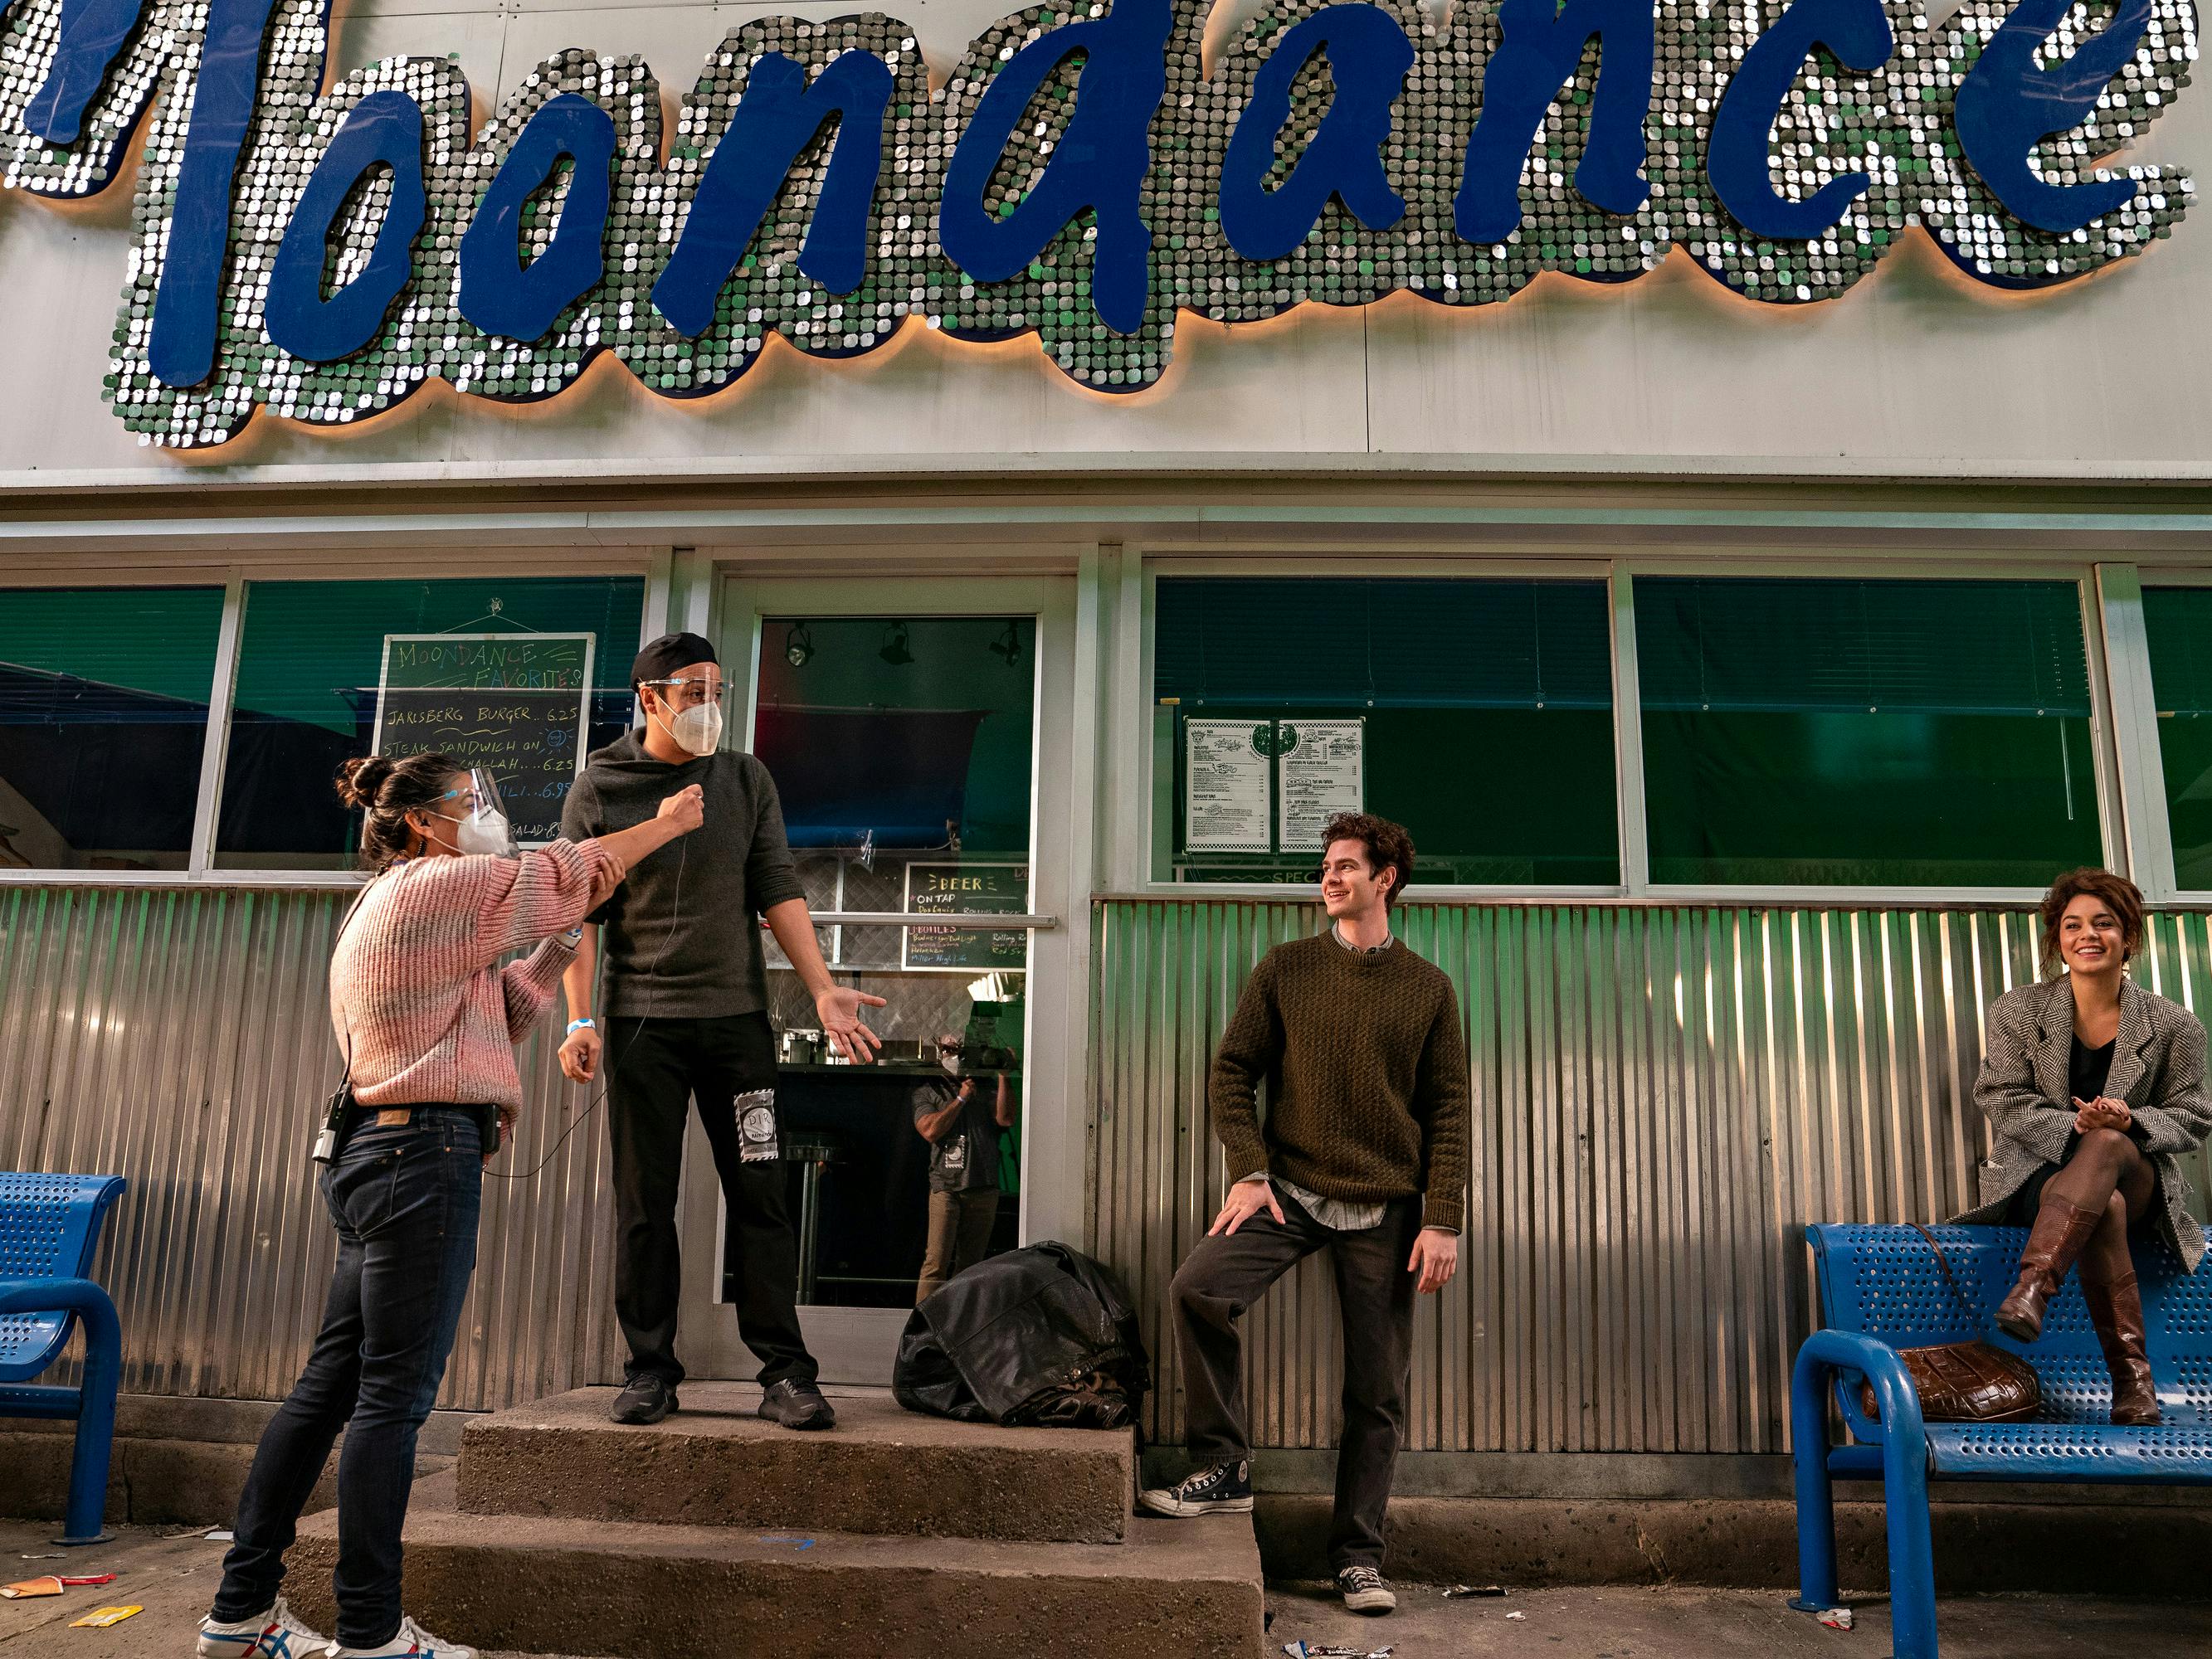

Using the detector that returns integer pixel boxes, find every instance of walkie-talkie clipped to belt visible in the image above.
[312,1076,358,1165]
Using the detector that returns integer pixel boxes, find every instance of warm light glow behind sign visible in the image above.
[0,0,2196,448]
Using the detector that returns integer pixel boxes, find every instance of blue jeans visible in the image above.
[211,1107,484,1648]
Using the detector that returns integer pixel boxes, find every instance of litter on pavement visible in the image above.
[69,1607,143,1628]
[1506,1610,1528,1620]
[18,1554,65,1561]
[1818,1607,1854,1631]
[203,1530,234,1541]
[1279,1644,1392,1659]
[3,1574,119,1599]
[1443,1584,1508,1598]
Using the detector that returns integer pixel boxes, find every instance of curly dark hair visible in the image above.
[335,752,465,872]
[2038,867,2145,978]
[1320,812,1415,908]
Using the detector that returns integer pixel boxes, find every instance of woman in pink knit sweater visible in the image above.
[200,751,703,1659]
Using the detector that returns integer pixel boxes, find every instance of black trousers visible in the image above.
[606,1011,816,1389]
[1169,1190,1420,1571]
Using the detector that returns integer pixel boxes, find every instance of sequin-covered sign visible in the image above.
[0,0,2195,449]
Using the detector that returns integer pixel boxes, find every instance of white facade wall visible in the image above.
[0,0,2207,490]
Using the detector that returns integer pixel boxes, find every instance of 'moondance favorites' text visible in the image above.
[0,0,2195,445]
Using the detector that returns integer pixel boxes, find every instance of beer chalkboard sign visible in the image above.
[901,862,1030,973]
[371,633,597,844]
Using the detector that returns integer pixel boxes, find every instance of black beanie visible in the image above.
[631,631,719,692]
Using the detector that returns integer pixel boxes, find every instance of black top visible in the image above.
[559,731,806,1018]
[2069,1034,2116,1106]
[911,1077,1001,1194]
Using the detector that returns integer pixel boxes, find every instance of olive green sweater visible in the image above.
[1210,932,1472,1233]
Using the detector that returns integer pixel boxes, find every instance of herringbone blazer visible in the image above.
[1954,975,2212,1271]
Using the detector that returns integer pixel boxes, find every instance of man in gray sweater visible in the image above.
[558,632,883,1430]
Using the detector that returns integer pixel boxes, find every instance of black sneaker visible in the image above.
[1336,1564,1396,1615]
[758,1378,836,1430]
[610,1374,677,1424]
[1136,1459,1253,1517]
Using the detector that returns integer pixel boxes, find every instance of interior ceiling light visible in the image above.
[784,622,815,668]
[879,620,914,666]
[990,621,1024,670]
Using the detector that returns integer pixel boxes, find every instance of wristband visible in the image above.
[566,1017,596,1036]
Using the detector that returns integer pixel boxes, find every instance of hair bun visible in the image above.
[335,755,395,810]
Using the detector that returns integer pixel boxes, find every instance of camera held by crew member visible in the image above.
[912,1035,1016,1302]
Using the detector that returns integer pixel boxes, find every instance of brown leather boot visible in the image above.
[2082,1270,2161,1425]
[1995,1196,2103,1341]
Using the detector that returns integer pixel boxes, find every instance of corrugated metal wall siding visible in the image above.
[1092,899,2212,1455]
[5,883,2208,1441]
[0,885,625,1410]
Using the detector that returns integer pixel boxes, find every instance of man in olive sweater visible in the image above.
[1139,813,1469,1618]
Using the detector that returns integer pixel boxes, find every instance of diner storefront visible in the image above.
[3,0,2211,1495]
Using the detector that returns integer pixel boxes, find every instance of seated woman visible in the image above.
[1955,868,2212,1426]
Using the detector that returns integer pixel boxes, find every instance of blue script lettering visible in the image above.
[458,93,617,343]
[941,0,1173,335]
[1457,0,1654,246]
[1220,6,1413,262]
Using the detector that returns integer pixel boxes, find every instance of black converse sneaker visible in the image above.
[1336,1564,1396,1614]
[1136,1459,1254,1517]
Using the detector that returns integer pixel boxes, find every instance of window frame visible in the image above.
[0,554,671,888]
[2117,562,2212,903]
[1138,552,2141,907]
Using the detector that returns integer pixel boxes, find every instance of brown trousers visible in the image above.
[916,1188,999,1303]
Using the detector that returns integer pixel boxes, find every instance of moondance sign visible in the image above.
[0,0,2196,448]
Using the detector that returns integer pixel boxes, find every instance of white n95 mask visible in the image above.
[668,701,724,757]
[435,769,519,859]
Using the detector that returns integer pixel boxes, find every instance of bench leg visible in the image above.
[1882,1429,1937,1659]
[56,1292,120,1546]
[1787,1355,1839,1613]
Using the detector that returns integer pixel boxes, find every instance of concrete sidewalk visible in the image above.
[8,1516,2210,1658]
[1266,1579,2212,1658]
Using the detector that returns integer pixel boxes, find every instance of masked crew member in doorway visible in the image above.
[558,631,884,1430]
[1138,813,1469,1620]
[912,1034,1016,1302]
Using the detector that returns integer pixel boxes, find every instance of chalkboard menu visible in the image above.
[902,862,1030,972]
[370,633,597,844]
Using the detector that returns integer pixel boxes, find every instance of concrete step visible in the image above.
[288,1470,1266,1659]
[455,1384,1135,1544]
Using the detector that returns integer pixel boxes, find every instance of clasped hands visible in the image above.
[1209,1176,1459,1294]
[2073,1093,2132,1134]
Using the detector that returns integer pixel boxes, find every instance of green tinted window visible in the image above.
[1153,578,1618,884]
[215,577,644,869]
[1637,577,2100,886]
[2141,586,2212,888]
[0,586,223,870]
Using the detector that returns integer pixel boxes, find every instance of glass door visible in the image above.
[677,573,1074,1384]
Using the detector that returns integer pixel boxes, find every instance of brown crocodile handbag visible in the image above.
[1858,1224,2041,1424]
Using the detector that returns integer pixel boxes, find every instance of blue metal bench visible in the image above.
[1791,1222,2212,1658]
[0,1171,128,1545]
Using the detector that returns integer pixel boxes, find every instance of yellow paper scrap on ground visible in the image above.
[69,1607,143,1628]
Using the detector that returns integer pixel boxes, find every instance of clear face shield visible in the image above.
[433,769,518,859]
[638,668,733,757]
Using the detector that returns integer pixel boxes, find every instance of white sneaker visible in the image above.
[198,1597,334,1659]
[330,1615,476,1659]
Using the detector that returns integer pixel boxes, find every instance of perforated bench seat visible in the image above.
[0,1171,128,1544]
[1791,1222,2212,1659]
